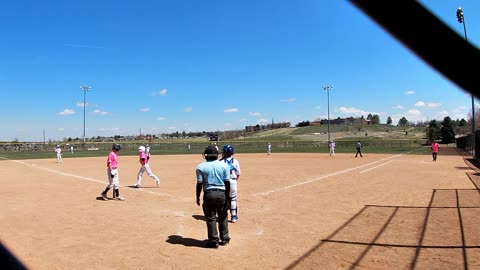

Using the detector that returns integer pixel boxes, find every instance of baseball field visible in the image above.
[1,147,479,269]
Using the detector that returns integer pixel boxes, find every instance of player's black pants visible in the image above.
[202,189,229,245]
[355,149,363,157]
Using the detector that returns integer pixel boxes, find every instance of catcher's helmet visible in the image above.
[138,146,146,152]
[222,144,234,155]
[112,144,122,151]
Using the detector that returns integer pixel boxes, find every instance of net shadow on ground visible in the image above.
[285,187,480,270]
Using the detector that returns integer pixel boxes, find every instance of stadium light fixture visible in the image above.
[80,86,91,144]
[456,7,475,156]
[323,85,334,142]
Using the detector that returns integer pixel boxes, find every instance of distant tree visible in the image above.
[427,120,441,142]
[355,116,366,131]
[371,114,380,125]
[441,116,455,143]
[397,117,409,127]
[367,114,373,121]
[296,121,310,127]
[386,116,392,125]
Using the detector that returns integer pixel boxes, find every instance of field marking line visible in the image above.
[360,160,394,174]
[0,157,173,198]
[256,150,421,196]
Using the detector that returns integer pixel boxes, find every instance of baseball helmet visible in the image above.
[222,144,234,154]
[112,144,122,151]
[138,146,146,152]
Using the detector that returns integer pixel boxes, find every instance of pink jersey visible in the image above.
[431,142,440,153]
[107,151,118,168]
[139,152,148,165]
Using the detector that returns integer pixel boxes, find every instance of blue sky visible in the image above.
[1,0,479,142]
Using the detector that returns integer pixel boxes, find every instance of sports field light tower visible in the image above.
[456,7,475,156]
[323,85,334,142]
[80,85,91,144]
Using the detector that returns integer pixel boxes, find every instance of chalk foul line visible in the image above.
[0,157,173,198]
[256,150,420,196]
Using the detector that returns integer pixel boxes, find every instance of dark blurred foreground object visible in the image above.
[0,242,28,270]
[349,0,480,99]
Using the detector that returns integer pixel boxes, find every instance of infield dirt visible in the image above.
[1,148,479,269]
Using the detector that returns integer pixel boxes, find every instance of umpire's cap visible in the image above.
[112,144,122,151]
[203,145,219,160]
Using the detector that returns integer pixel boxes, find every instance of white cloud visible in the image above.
[426,102,441,108]
[337,106,370,116]
[392,105,404,109]
[415,101,441,108]
[405,109,422,117]
[140,108,150,112]
[157,117,166,121]
[93,109,110,115]
[405,90,415,95]
[76,102,88,107]
[168,126,177,130]
[280,98,296,103]
[153,88,168,96]
[437,111,449,118]
[224,108,239,113]
[239,118,247,122]
[452,106,467,113]
[249,112,262,116]
[58,109,75,115]
[415,101,426,107]
[257,118,270,124]
[184,107,192,113]
[57,128,65,131]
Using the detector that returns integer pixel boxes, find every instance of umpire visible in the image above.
[196,145,231,248]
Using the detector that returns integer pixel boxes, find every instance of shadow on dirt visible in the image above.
[166,235,210,248]
[286,151,480,270]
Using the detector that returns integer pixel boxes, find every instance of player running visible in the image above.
[134,145,160,188]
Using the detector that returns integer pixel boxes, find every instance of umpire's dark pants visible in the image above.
[203,189,229,244]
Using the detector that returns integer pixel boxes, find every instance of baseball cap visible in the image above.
[203,145,219,157]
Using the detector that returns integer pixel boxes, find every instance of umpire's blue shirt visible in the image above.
[196,160,230,191]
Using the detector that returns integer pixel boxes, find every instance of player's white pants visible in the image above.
[329,148,335,157]
[57,154,62,163]
[136,163,160,186]
[107,168,119,189]
[229,179,238,216]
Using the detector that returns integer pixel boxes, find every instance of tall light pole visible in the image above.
[80,86,91,144]
[456,7,475,157]
[323,85,334,142]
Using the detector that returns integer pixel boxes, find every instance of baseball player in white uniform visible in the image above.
[55,145,63,163]
[135,146,160,188]
[221,144,241,223]
[329,140,336,157]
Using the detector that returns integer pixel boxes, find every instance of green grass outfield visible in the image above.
[0,124,434,160]
[0,140,432,160]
